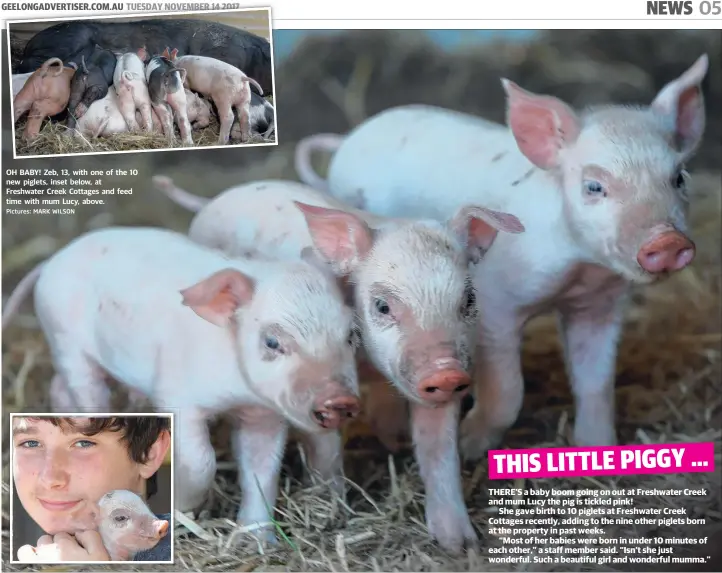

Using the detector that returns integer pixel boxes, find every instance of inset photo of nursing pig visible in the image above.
[9,414,173,564]
[8,8,276,159]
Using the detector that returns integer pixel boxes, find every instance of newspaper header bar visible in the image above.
[2,0,722,28]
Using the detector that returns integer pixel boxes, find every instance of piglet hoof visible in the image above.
[426,503,479,554]
[312,396,360,430]
[253,527,278,547]
[237,518,278,547]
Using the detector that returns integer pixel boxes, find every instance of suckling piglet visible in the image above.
[67,46,117,130]
[71,87,211,139]
[152,176,525,553]
[113,49,153,132]
[71,88,129,139]
[172,54,264,144]
[1,227,361,541]
[145,50,192,145]
[295,54,709,460]
[12,71,35,99]
[13,57,76,141]
[231,91,275,140]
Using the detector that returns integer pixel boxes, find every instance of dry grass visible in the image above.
[1,167,720,571]
[13,107,275,157]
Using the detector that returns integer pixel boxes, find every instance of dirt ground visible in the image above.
[2,29,721,572]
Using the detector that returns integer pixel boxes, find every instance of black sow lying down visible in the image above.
[67,45,117,129]
[17,18,273,95]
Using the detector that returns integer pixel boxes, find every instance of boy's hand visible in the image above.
[17,530,111,562]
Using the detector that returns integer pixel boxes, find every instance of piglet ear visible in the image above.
[300,246,356,307]
[448,205,525,263]
[651,54,708,157]
[170,48,179,61]
[162,47,170,59]
[294,202,375,276]
[180,268,255,328]
[502,79,581,170]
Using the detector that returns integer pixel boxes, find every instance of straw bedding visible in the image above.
[2,29,720,572]
[13,106,275,157]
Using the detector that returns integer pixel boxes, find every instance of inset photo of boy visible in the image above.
[10,414,173,564]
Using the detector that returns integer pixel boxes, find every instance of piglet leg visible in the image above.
[13,90,33,123]
[166,90,193,146]
[138,103,153,133]
[234,99,252,143]
[169,407,217,512]
[216,97,234,145]
[117,87,141,132]
[298,430,346,498]
[23,104,47,141]
[49,373,79,413]
[459,307,524,461]
[49,345,111,411]
[411,400,477,553]
[557,284,629,447]
[233,412,288,544]
[152,103,175,145]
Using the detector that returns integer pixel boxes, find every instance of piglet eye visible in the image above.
[347,326,360,346]
[462,287,476,315]
[114,515,128,523]
[584,180,604,196]
[374,298,390,315]
[264,335,281,351]
[675,170,688,189]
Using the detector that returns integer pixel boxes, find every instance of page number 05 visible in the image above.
[700,0,721,14]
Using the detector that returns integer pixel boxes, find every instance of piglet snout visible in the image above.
[153,519,169,539]
[418,369,471,404]
[312,395,360,429]
[637,231,695,274]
